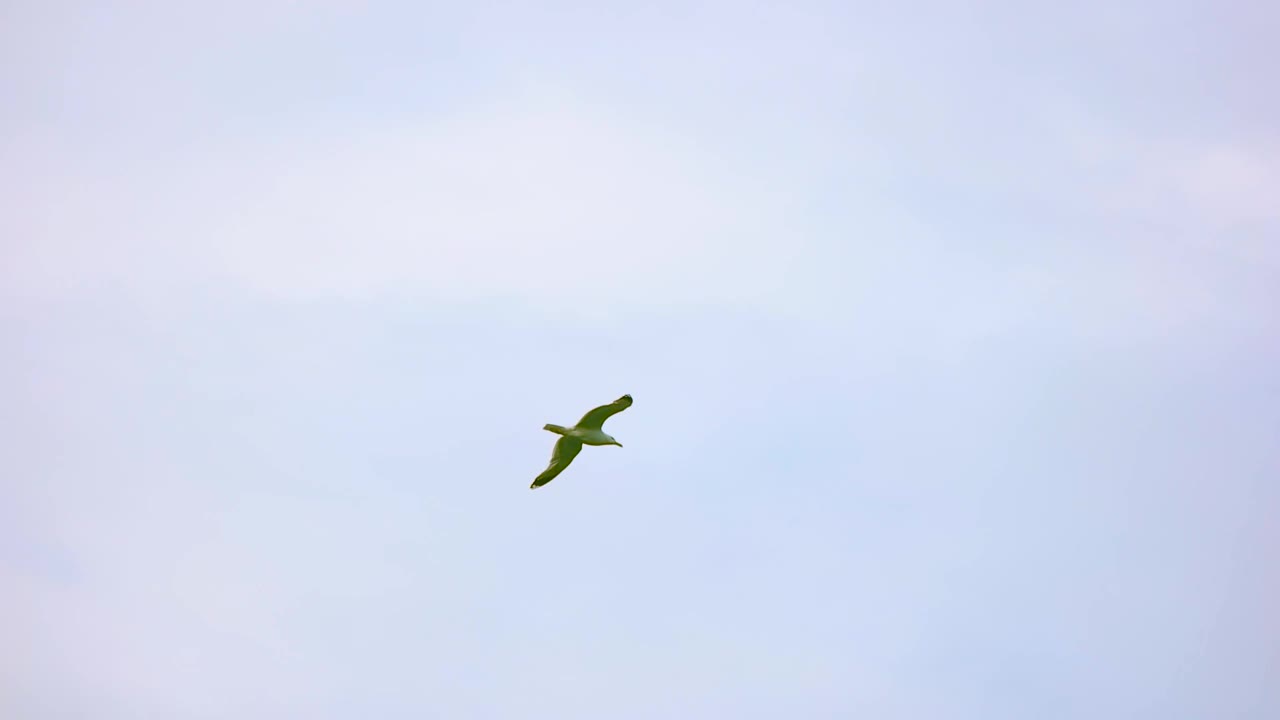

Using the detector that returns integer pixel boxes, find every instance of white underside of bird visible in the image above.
[551,427,621,446]
[531,394,632,489]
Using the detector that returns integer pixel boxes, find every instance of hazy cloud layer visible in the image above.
[3,1,1277,718]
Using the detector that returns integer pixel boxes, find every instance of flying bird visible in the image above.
[531,394,632,489]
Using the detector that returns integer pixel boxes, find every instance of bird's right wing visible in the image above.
[575,394,633,429]
[531,436,583,489]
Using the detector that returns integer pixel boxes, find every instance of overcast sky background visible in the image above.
[3,1,1278,717]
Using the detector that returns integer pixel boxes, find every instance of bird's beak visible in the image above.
[615,441,624,447]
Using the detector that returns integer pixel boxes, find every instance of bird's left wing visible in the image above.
[531,436,583,489]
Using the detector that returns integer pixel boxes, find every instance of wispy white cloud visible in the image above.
[4,94,806,311]
[1049,95,1280,231]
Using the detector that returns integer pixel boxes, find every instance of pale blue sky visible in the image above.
[3,2,1278,718]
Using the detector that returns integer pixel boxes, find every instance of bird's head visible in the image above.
[609,436,623,447]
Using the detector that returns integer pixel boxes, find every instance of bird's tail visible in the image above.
[543,424,570,435]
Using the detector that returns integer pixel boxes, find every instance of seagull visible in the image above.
[531,394,632,489]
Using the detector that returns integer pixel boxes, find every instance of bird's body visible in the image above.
[544,425,620,446]
[531,394,632,489]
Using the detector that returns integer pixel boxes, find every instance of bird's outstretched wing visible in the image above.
[531,436,583,489]
[576,394,633,430]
